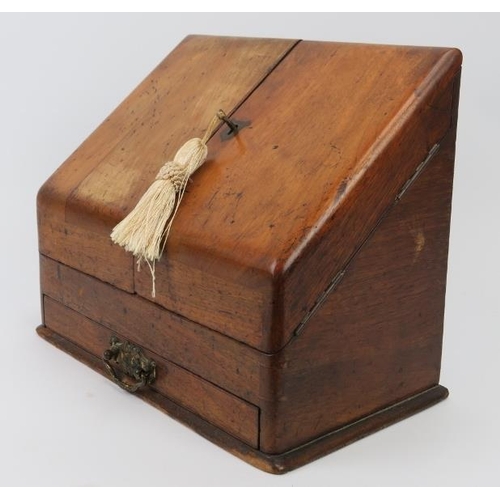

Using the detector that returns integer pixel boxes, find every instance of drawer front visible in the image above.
[43,296,259,448]
[40,255,262,404]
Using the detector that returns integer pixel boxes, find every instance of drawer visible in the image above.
[43,296,259,448]
[40,255,262,404]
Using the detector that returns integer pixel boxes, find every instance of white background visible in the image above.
[0,13,498,486]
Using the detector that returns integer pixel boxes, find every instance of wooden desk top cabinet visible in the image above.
[37,35,462,473]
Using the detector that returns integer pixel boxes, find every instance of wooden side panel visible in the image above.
[259,122,457,453]
[37,35,296,290]
[280,54,460,348]
[43,297,259,448]
[39,255,265,405]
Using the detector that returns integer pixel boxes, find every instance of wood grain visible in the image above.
[43,297,259,447]
[38,38,461,350]
[140,42,461,350]
[259,117,459,453]
[39,255,265,404]
[37,325,449,474]
[37,35,297,290]
[37,37,462,471]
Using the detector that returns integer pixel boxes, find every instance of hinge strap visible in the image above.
[291,142,441,340]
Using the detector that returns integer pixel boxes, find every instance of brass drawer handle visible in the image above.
[103,336,156,393]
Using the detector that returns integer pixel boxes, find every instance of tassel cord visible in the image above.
[110,110,230,296]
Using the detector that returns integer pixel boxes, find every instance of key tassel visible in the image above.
[110,111,227,297]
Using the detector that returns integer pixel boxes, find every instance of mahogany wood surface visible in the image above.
[259,121,458,453]
[37,325,448,474]
[38,37,461,352]
[40,255,265,404]
[139,42,461,351]
[39,106,458,458]
[37,35,296,291]
[43,297,259,447]
[37,37,462,472]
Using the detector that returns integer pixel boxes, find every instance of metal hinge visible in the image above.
[396,143,440,202]
[292,142,441,340]
[293,269,346,338]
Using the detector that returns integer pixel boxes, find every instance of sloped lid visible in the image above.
[39,36,462,353]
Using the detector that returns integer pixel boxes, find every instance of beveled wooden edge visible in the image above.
[37,324,449,474]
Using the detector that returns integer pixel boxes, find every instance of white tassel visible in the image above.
[111,112,225,296]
